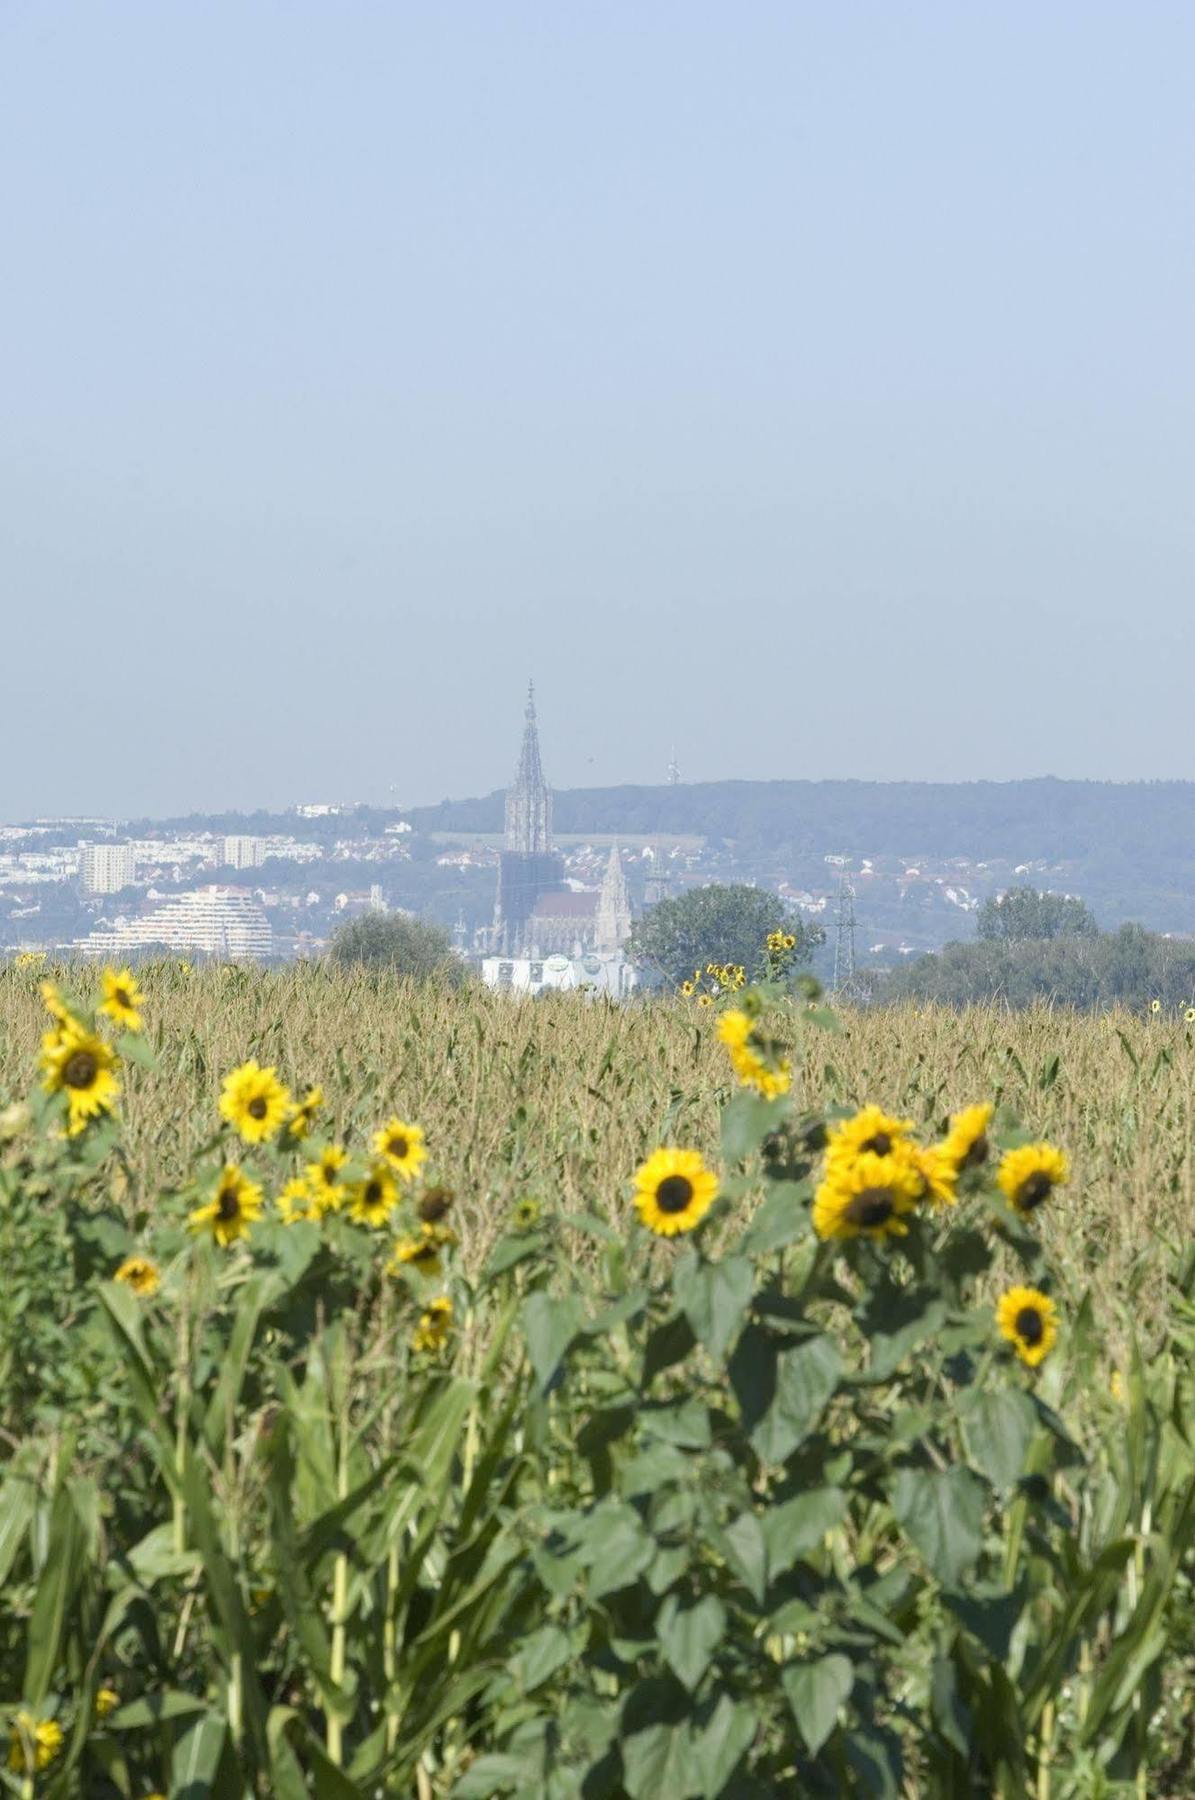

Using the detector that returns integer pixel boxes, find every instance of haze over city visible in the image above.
[3,2,1194,817]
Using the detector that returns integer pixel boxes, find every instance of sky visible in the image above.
[2,2,1193,817]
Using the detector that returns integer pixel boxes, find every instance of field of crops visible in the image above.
[2,961,1194,1796]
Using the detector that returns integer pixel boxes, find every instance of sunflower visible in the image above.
[418,1185,454,1225]
[7,1712,63,1774]
[811,1148,923,1242]
[305,1144,348,1214]
[633,1148,719,1237]
[189,1165,264,1247]
[114,1255,160,1297]
[39,979,77,1031]
[1151,998,1161,1014]
[412,1296,453,1352]
[277,1176,318,1224]
[100,966,144,1033]
[680,980,695,997]
[513,1195,542,1231]
[285,1085,324,1140]
[914,1145,958,1208]
[942,1102,994,1173]
[94,1687,120,1720]
[996,1285,1058,1368]
[218,1061,292,1144]
[40,1024,119,1134]
[348,1161,399,1228]
[372,1117,427,1180]
[387,1231,443,1278]
[997,1143,1069,1215]
[783,933,796,950]
[696,994,714,1009]
[825,1104,913,1168]
[717,1009,792,1099]
[1186,1008,1195,1025]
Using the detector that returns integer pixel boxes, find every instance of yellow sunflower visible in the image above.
[412,1296,453,1352]
[996,1286,1058,1368]
[218,1060,292,1144]
[189,1165,264,1247]
[348,1161,399,1228]
[997,1143,1069,1216]
[40,1024,120,1134]
[914,1145,958,1208]
[7,1712,63,1774]
[387,1231,443,1278]
[94,1687,120,1720]
[811,1148,923,1242]
[39,979,78,1031]
[513,1195,542,1231]
[277,1176,318,1224]
[100,966,144,1033]
[717,1013,792,1099]
[696,994,714,1009]
[825,1104,914,1169]
[1187,1008,1195,1024]
[372,1117,427,1180]
[942,1102,994,1173]
[633,1148,719,1237]
[1151,998,1161,1015]
[305,1144,348,1214]
[114,1255,160,1297]
[285,1085,324,1140]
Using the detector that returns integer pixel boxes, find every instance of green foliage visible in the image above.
[977,885,1099,942]
[886,919,1195,1009]
[326,910,465,982]
[628,884,822,987]
[1,965,1194,1794]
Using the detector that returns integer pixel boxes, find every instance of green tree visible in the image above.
[627,883,822,987]
[977,885,1098,943]
[327,911,466,982]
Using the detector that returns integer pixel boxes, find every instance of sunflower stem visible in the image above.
[327,1343,351,1766]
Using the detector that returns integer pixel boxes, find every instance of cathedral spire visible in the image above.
[504,678,552,854]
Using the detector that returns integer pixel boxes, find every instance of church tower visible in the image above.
[594,844,632,954]
[504,682,553,854]
[492,682,565,954]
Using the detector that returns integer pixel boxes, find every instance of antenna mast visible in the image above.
[832,873,861,998]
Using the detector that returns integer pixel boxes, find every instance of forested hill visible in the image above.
[410,777,1195,862]
[410,778,1195,935]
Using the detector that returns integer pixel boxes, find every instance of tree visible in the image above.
[976,886,1098,943]
[881,920,1195,1011]
[627,884,823,988]
[327,912,465,983]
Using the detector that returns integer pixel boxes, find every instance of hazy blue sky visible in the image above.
[2,3,1193,816]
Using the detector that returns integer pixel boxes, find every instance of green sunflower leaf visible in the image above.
[892,1467,986,1585]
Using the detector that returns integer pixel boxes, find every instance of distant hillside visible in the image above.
[410,778,1195,936]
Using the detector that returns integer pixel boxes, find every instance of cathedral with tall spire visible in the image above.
[485,684,636,990]
[491,682,565,955]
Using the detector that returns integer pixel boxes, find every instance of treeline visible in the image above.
[881,923,1195,1011]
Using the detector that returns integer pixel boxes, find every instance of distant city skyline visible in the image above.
[3,4,1194,816]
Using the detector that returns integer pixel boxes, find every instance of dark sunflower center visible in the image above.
[217,1188,240,1221]
[1016,1171,1053,1211]
[322,1164,336,1185]
[960,1136,989,1169]
[420,1188,452,1222]
[115,988,130,1008]
[365,1181,383,1207]
[63,1050,98,1089]
[862,1132,892,1156]
[388,1135,408,1158]
[1015,1305,1044,1346]
[248,1097,268,1120]
[656,1175,695,1214]
[414,1242,437,1265]
[845,1186,894,1228]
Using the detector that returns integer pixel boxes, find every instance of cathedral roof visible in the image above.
[529,890,599,919]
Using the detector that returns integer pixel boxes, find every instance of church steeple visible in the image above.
[504,679,552,854]
[595,842,632,954]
